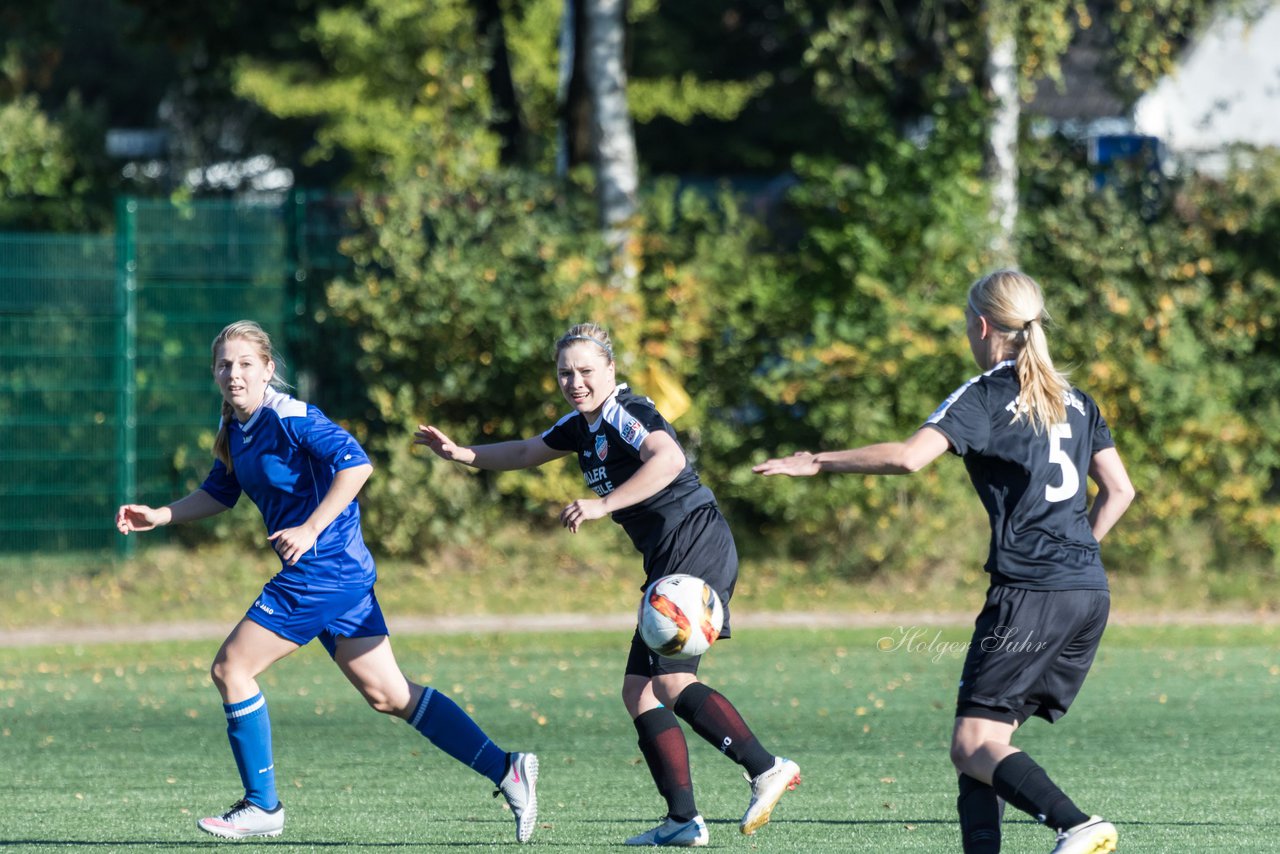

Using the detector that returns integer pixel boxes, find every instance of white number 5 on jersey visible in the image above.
[1045,423,1080,503]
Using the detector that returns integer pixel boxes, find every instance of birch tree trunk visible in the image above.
[582,0,639,288]
[987,7,1019,265]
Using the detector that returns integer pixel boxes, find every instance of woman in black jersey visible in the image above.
[415,322,800,848]
[755,270,1134,854]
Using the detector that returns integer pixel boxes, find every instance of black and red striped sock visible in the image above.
[673,682,775,779]
[634,707,698,822]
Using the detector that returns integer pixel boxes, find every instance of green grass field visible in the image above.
[2,623,1278,851]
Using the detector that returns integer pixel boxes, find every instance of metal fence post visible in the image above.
[115,197,138,557]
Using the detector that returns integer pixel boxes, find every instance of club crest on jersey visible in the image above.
[621,418,641,444]
[595,433,609,460]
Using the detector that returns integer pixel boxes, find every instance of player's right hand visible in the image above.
[413,424,473,463]
[752,451,821,477]
[115,504,163,534]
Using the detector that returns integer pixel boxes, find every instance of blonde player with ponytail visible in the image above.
[755,270,1135,854]
[116,321,539,844]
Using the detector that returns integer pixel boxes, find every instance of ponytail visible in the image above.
[213,400,237,472]
[967,270,1071,434]
[1013,317,1069,433]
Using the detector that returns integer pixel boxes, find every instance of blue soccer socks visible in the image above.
[223,693,278,810]
[408,686,508,784]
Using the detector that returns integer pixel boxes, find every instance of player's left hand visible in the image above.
[268,526,319,565]
[560,498,607,533]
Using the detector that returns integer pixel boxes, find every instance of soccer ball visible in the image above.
[638,574,724,660]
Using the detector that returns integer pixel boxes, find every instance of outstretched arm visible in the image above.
[414,424,568,471]
[115,488,230,534]
[1087,447,1135,542]
[753,426,952,477]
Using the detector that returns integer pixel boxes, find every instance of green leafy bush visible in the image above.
[1022,139,1280,574]
[323,167,604,554]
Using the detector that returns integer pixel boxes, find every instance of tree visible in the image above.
[0,0,163,228]
[473,0,529,165]
[119,0,344,192]
[625,1,843,176]
[0,95,83,228]
[987,0,1019,263]
[232,0,504,185]
[583,0,639,288]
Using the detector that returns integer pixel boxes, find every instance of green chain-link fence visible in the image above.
[0,193,356,556]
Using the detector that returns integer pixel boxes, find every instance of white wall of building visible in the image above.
[1135,1,1280,153]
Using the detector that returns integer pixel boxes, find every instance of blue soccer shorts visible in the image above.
[245,573,390,656]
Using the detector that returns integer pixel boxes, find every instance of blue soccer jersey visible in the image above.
[199,389,376,588]
[924,361,1115,591]
[540,384,715,556]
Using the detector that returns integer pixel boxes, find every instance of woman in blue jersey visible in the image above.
[115,320,539,844]
[415,322,800,847]
[754,270,1135,854]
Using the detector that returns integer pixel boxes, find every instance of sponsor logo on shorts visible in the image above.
[254,599,275,616]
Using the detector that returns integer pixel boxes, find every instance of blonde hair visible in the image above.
[211,320,289,471]
[967,270,1071,433]
[554,322,614,362]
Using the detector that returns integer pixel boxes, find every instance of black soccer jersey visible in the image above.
[541,384,715,556]
[924,361,1116,591]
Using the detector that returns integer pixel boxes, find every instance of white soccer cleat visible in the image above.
[495,752,539,843]
[196,798,284,839]
[1050,815,1118,854]
[740,757,801,835]
[624,814,709,847]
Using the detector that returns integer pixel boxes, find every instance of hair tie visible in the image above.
[559,334,613,359]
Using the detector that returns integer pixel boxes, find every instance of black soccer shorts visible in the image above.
[626,504,739,678]
[955,585,1110,725]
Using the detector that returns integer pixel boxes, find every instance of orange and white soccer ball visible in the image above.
[638,574,724,660]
